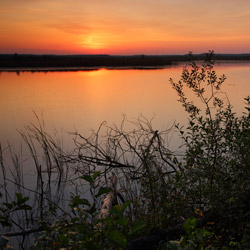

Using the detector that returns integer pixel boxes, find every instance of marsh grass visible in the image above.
[0,113,75,247]
[0,112,177,248]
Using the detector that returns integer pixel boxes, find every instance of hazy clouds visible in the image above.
[1,0,250,54]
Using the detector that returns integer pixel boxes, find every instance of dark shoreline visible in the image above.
[1,53,250,72]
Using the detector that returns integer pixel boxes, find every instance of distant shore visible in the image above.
[1,53,250,72]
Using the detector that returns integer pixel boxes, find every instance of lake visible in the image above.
[1,61,250,151]
[0,60,250,184]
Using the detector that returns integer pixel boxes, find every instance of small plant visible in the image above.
[0,192,32,249]
[161,217,215,250]
[30,171,146,249]
[0,192,32,228]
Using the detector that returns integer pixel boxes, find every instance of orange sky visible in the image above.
[1,0,250,55]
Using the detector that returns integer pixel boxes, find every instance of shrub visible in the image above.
[168,51,250,247]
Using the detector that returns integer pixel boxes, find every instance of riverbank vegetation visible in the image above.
[0,52,249,249]
[1,53,250,71]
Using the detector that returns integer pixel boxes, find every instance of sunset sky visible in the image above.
[1,0,250,55]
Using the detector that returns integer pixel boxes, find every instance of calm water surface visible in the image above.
[0,61,250,151]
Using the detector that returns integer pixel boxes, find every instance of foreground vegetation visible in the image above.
[0,52,249,249]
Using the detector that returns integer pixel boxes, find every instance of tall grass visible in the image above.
[0,112,177,248]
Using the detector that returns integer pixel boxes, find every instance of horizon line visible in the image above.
[1,52,250,57]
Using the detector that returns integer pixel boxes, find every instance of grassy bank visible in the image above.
[1,53,250,70]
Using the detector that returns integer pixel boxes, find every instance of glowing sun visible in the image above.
[79,35,106,49]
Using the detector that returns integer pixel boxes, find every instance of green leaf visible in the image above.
[184,217,197,236]
[16,193,23,202]
[3,203,13,210]
[93,171,100,180]
[108,230,127,248]
[16,193,29,205]
[111,204,122,216]
[0,217,11,227]
[85,203,96,214]
[59,233,69,245]
[70,195,90,208]
[116,215,127,226]
[121,201,131,212]
[80,175,93,184]
[129,220,146,236]
[96,187,112,198]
